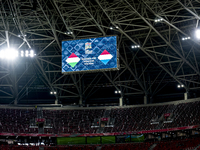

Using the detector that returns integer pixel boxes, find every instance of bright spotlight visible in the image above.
[25,50,29,57]
[30,50,34,57]
[54,92,57,94]
[21,51,24,57]
[181,85,184,87]
[195,29,200,39]
[115,91,117,94]
[177,85,181,88]
[110,27,113,30]
[50,92,53,95]
[0,48,18,60]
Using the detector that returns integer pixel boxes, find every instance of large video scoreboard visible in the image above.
[62,36,119,74]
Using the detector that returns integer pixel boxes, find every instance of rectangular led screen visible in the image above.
[62,35,119,74]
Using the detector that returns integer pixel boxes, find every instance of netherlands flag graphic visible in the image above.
[66,53,80,68]
[98,50,113,65]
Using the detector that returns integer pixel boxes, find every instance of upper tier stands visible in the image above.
[161,101,200,129]
[0,98,199,134]
[0,108,37,134]
[43,109,105,134]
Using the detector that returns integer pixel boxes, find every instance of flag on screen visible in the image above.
[66,53,80,68]
[98,50,113,65]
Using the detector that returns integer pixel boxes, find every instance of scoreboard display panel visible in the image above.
[62,35,119,74]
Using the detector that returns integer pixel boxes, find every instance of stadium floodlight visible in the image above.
[20,50,36,58]
[25,50,29,57]
[50,91,56,95]
[177,84,184,88]
[155,18,163,22]
[182,37,190,41]
[115,90,121,94]
[132,45,140,49]
[21,51,24,57]
[0,48,18,60]
[30,50,34,57]
[195,29,200,39]
[66,31,73,35]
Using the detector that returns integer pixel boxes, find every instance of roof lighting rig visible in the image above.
[0,48,36,60]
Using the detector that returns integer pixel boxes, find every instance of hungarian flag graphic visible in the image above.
[66,53,80,68]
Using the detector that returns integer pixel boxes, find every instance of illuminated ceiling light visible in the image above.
[132,45,140,49]
[18,34,21,37]
[177,85,181,88]
[195,29,200,39]
[181,85,184,87]
[66,31,73,34]
[110,27,113,30]
[0,48,18,60]
[50,91,56,95]
[182,37,190,41]
[30,50,34,57]
[25,50,29,57]
[155,18,163,22]
[115,90,121,94]
[116,26,119,29]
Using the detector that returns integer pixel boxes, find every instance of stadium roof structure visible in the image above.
[0,0,200,105]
